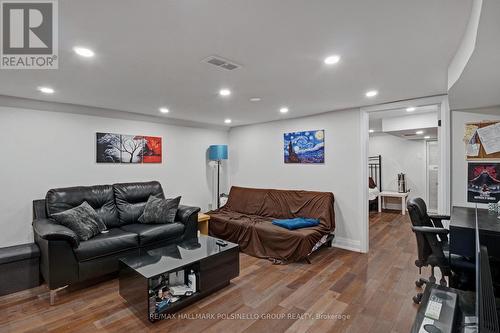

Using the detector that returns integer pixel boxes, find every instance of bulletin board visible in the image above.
[465,120,500,160]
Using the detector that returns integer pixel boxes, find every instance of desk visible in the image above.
[378,191,409,215]
[450,206,500,258]
[411,283,475,333]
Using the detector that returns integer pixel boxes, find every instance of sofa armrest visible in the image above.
[33,218,80,248]
[176,205,201,240]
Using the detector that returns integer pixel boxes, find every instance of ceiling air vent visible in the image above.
[202,55,241,71]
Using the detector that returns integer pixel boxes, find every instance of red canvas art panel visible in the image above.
[143,136,162,163]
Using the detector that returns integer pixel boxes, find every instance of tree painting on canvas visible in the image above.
[120,135,144,163]
[284,130,325,164]
[96,133,121,163]
[143,136,162,163]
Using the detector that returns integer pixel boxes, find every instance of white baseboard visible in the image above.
[331,237,362,252]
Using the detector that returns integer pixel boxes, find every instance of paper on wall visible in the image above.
[476,123,500,155]
[463,124,478,143]
[466,143,480,157]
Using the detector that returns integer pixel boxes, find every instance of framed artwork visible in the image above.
[96,133,121,163]
[96,133,162,164]
[143,136,162,163]
[467,162,500,203]
[120,135,144,163]
[284,130,325,164]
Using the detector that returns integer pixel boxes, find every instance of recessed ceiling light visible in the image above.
[219,89,231,97]
[73,46,95,58]
[38,86,54,94]
[365,90,378,97]
[424,136,430,139]
[324,55,341,65]
[250,97,261,102]
[416,130,424,135]
[369,129,375,133]
[279,107,289,114]
[406,107,416,112]
[224,118,232,124]
[159,107,169,114]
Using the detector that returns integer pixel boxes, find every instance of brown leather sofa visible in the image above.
[208,186,335,262]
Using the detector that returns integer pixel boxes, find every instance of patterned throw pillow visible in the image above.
[51,201,107,241]
[138,195,181,224]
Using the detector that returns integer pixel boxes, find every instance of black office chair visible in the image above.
[407,198,474,304]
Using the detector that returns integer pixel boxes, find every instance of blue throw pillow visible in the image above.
[272,218,320,230]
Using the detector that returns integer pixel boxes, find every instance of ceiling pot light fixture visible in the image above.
[250,97,261,102]
[224,118,232,124]
[406,107,416,112]
[219,89,231,97]
[38,86,54,94]
[324,55,340,65]
[416,130,424,135]
[159,107,169,113]
[424,136,430,139]
[73,46,95,58]
[369,129,374,133]
[365,90,378,97]
[279,107,289,114]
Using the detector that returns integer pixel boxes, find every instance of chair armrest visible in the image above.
[33,218,79,248]
[176,205,201,224]
[411,226,449,235]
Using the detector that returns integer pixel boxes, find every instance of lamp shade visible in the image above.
[209,145,228,161]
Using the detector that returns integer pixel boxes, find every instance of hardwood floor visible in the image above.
[0,211,428,332]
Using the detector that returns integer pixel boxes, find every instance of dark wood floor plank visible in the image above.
[0,211,424,333]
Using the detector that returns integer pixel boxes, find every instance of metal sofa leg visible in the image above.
[49,285,68,305]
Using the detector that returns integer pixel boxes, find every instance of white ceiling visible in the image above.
[0,0,472,127]
[449,0,500,110]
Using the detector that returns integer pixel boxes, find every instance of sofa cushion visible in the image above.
[46,184,119,228]
[52,201,107,241]
[138,196,181,224]
[74,228,138,261]
[113,181,165,226]
[120,223,184,246]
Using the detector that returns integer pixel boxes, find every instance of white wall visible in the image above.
[382,112,438,132]
[0,106,228,247]
[228,109,363,252]
[369,133,427,208]
[451,107,500,208]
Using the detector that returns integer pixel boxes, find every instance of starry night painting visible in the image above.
[284,130,325,164]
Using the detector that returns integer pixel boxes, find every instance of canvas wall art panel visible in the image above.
[467,162,500,203]
[143,136,162,163]
[96,133,162,164]
[284,130,325,164]
[96,132,121,163]
[120,135,144,163]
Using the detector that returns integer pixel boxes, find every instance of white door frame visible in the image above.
[425,140,439,214]
[359,95,450,253]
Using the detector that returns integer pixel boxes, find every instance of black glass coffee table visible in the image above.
[119,235,239,322]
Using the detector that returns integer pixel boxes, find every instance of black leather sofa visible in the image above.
[32,181,200,302]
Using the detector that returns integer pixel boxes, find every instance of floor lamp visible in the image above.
[209,145,228,208]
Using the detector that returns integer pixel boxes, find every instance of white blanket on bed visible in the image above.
[369,187,380,201]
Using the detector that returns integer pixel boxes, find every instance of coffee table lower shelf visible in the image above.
[119,239,239,322]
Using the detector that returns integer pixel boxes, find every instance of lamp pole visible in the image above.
[217,160,221,208]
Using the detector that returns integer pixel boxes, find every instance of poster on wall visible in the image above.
[96,133,162,164]
[467,162,500,203]
[143,136,162,163]
[284,130,324,164]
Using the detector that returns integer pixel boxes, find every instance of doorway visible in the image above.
[359,95,451,253]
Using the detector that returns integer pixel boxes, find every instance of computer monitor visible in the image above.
[475,206,499,333]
